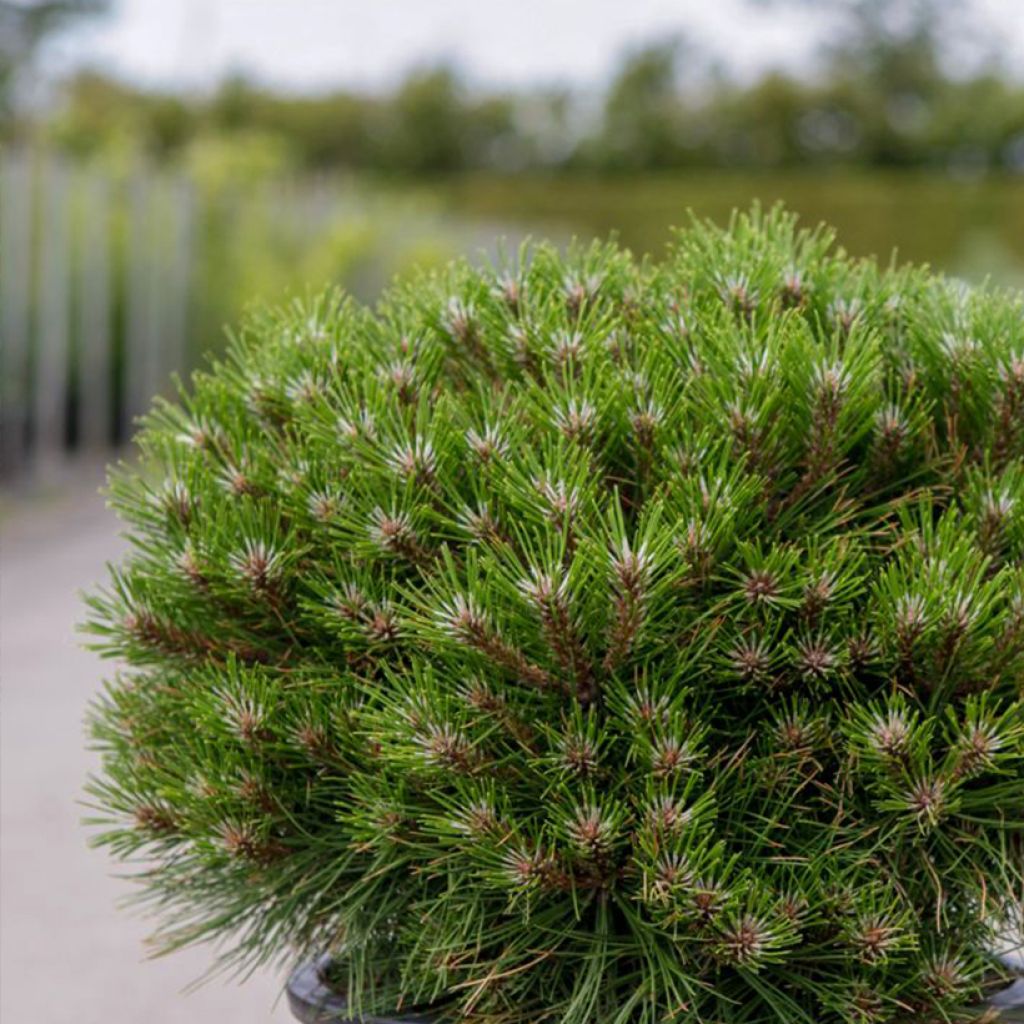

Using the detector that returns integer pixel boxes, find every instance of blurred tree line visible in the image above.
[1,0,106,120]
[4,0,1024,175]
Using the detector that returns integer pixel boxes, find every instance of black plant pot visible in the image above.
[992,972,1024,1021]
[287,955,1024,1023]
[287,958,435,1024]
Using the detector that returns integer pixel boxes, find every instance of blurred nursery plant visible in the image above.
[85,207,1024,1024]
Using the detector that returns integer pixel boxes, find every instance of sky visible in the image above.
[43,0,1024,95]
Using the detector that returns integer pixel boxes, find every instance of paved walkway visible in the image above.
[1,469,290,1023]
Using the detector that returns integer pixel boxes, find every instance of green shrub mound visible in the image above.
[87,209,1024,1024]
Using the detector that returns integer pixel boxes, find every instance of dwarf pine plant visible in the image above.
[86,207,1024,1024]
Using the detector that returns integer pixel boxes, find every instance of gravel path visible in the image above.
[1,470,290,1023]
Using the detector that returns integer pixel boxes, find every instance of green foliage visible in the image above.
[85,207,1024,1024]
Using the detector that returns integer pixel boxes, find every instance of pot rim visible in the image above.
[287,956,435,1024]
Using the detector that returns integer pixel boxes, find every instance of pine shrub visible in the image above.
[86,208,1024,1024]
